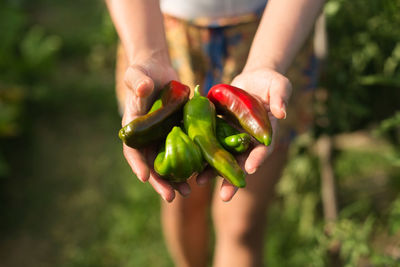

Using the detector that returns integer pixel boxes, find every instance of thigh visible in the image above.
[212,145,288,236]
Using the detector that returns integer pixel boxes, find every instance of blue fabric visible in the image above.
[203,28,227,93]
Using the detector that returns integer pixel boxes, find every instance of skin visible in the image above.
[107,0,185,201]
[106,0,325,266]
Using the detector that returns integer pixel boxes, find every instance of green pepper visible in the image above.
[154,126,204,182]
[216,117,251,153]
[119,81,190,148]
[183,85,246,188]
[148,98,162,114]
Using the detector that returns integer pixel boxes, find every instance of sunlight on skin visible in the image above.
[121,63,194,202]
[195,77,283,202]
[121,63,291,202]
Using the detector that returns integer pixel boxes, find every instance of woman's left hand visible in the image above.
[196,67,292,201]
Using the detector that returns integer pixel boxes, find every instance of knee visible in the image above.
[212,206,266,246]
[164,184,211,220]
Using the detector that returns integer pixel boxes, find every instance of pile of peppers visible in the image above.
[119,81,272,188]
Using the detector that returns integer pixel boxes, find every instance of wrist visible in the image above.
[243,58,286,75]
[127,47,171,66]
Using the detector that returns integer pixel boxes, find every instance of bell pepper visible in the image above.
[184,85,246,188]
[216,117,251,153]
[119,80,190,148]
[207,84,272,146]
[154,126,204,182]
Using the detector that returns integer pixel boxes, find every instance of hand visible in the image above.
[121,56,191,202]
[196,67,292,201]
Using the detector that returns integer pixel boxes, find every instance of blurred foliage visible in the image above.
[0,0,399,266]
[0,0,62,179]
[315,0,400,135]
[388,196,400,235]
[0,0,173,266]
[267,132,400,266]
[265,0,400,265]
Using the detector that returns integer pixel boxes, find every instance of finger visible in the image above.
[172,182,191,197]
[196,167,216,186]
[125,65,155,98]
[148,170,176,202]
[269,76,292,119]
[121,106,138,126]
[243,113,278,173]
[124,66,155,114]
[244,144,270,174]
[236,147,251,167]
[123,144,150,182]
[220,179,239,202]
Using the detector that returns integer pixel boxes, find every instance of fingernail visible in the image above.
[221,187,238,202]
[163,195,175,203]
[138,175,148,183]
[281,107,287,119]
[137,175,145,183]
[221,192,230,202]
[181,185,191,197]
[281,101,287,119]
[247,168,257,174]
[246,164,257,174]
[197,176,208,186]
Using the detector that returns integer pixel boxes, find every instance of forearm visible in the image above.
[244,0,325,74]
[106,0,169,64]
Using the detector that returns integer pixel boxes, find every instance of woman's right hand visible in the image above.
[121,55,191,202]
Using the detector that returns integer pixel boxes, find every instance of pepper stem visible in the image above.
[194,85,201,97]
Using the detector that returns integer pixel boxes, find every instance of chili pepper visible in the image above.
[207,84,272,146]
[148,98,162,114]
[184,85,246,188]
[119,80,190,148]
[154,126,204,182]
[216,117,251,153]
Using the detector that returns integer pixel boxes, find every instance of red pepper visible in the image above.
[207,84,272,146]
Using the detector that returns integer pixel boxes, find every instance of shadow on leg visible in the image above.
[161,178,212,267]
[212,146,289,267]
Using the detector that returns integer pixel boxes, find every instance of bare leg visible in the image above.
[212,146,289,267]
[161,177,212,267]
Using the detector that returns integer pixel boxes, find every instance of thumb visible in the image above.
[124,65,155,98]
[269,75,292,120]
[124,65,156,115]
